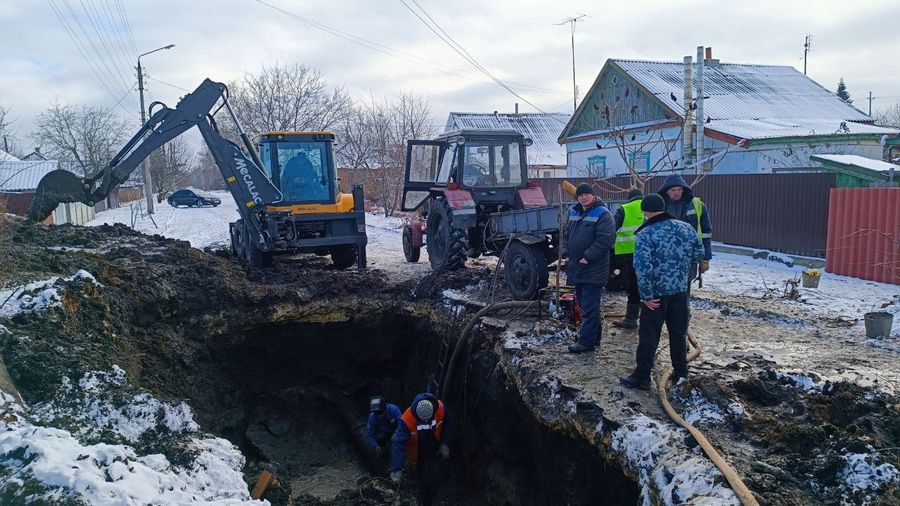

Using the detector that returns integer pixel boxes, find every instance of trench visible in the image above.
[196,309,640,505]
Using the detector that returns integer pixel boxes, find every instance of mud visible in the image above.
[1,214,898,505]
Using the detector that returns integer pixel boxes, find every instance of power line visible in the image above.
[77,0,137,104]
[47,0,135,116]
[113,0,138,56]
[252,0,563,95]
[400,0,564,122]
[144,76,191,93]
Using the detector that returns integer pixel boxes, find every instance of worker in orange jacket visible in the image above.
[389,393,453,505]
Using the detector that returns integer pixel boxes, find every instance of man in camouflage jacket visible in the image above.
[620,194,704,389]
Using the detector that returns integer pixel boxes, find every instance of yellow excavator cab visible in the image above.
[254,131,354,214]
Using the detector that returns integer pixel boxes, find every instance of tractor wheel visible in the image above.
[402,225,421,263]
[330,245,357,269]
[505,241,549,300]
[426,199,467,273]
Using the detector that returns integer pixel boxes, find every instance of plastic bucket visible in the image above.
[864,311,894,338]
[801,273,820,288]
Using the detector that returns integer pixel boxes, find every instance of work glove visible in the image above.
[390,471,402,483]
[438,444,450,460]
[699,259,710,274]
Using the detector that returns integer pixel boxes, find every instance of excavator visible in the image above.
[27,79,367,269]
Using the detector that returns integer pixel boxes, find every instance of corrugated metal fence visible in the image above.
[539,173,837,257]
[826,188,900,284]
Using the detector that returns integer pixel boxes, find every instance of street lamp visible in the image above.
[137,43,175,214]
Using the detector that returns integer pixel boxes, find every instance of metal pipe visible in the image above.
[682,56,693,169]
[696,46,706,173]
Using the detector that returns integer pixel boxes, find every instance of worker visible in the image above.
[611,187,644,329]
[657,174,712,298]
[565,183,616,353]
[620,194,704,389]
[365,396,401,457]
[282,151,322,200]
[389,393,452,505]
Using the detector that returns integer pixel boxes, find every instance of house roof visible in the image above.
[563,58,899,142]
[446,112,570,166]
[0,160,60,191]
[810,154,900,173]
[0,149,19,162]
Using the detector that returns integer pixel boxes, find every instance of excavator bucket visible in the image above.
[27,170,86,222]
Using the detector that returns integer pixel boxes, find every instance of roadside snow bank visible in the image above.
[0,367,263,505]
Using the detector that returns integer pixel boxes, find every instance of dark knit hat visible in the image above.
[627,187,643,200]
[641,193,665,212]
[575,183,594,196]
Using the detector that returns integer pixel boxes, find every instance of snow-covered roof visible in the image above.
[446,112,570,166]
[0,160,60,191]
[610,59,897,140]
[709,119,898,141]
[810,154,900,173]
[0,149,19,162]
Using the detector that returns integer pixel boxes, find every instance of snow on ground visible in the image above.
[703,251,900,338]
[0,368,264,505]
[87,191,239,250]
[0,270,99,318]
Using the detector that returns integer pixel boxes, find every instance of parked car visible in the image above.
[167,189,221,208]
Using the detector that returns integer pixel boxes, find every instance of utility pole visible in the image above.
[803,34,812,75]
[136,44,175,215]
[556,14,588,113]
[868,91,873,116]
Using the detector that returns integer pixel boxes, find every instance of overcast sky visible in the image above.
[1,0,898,151]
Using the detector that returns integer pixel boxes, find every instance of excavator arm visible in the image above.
[27,79,282,251]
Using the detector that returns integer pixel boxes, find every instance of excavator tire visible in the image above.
[426,199,466,273]
[330,245,357,269]
[505,240,549,300]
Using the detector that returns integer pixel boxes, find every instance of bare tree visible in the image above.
[338,92,436,216]
[226,63,353,135]
[149,137,196,194]
[0,102,23,158]
[874,104,900,128]
[186,146,227,191]
[31,102,131,177]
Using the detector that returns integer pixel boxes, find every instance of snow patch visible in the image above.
[680,390,725,425]
[837,447,899,505]
[0,367,263,505]
[611,415,739,505]
[0,270,102,317]
[774,370,830,392]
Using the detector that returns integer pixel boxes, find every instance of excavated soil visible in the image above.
[1,215,898,505]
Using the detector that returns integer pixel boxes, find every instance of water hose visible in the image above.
[659,329,760,506]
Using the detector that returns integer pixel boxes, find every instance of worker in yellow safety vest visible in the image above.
[612,188,644,328]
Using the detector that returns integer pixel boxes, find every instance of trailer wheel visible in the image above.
[330,245,357,269]
[402,225,420,262]
[426,199,466,273]
[505,241,549,300]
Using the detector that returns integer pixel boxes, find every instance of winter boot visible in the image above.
[613,303,640,329]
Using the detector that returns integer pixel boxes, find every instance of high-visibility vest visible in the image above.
[400,401,446,470]
[685,197,711,240]
[614,199,644,255]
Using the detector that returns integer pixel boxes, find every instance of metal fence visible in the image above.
[826,188,900,284]
[538,173,837,257]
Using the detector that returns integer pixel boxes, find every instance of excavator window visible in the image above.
[266,140,333,203]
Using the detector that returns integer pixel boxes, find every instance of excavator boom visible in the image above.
[27,79,281,252]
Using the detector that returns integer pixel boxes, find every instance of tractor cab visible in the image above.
[255,131,346,209]
[402,129,533,212]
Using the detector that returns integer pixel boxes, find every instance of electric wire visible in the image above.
[114,0,138,56]
[253,0,563,95]
[47,0,135,116]
[399,0,565,121]
[77,0,137,105]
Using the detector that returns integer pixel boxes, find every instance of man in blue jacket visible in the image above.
[365,396,402,457]
[658,174,712,297]
[565,183,616,353]
[620,194,704,389]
